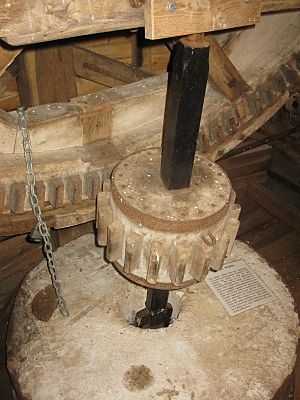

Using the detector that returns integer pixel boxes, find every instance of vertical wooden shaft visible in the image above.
[160,37,209,190]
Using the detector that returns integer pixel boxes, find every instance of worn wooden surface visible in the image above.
[144,0,261,39]
[17,44,77,107]
[0,0,299,45]
[206,35,250,101]
[74,45,152,88]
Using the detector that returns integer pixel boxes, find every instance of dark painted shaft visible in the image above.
[135,289,173,329]
[161,39,210,190]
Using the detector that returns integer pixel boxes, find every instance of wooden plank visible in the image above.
[258,231,300,262]
[247,182,300,233]
[238,206,273,236]
[144,0,261,40]
[0,199,96,236]
[218,144,273,178]
[17,44,77,107]
[0,1,144,46]
[0,1,299,45]
[73,46,152,88]
[55,222,94,247]
[262,0,300,11]
[206,35,251,101]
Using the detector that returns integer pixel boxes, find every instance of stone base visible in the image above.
[7,235,299,400]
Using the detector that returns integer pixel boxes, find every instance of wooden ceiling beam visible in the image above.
[0,0,299,46]
[73,45,152,88]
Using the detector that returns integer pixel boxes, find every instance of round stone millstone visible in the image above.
[7,235,299,400]
[97,148,241,290]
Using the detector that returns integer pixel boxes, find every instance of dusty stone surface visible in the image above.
[7,235,299,400]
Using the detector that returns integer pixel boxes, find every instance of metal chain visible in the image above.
[17,106,69,317]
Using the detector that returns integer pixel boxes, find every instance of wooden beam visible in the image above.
[247,182,300,233]
[17,44,77,107]
[0,1,299,45]
[0,199,96,236]
[206,35,251,101]
[73,45,152,88]
[0,1,144,46]
[262,0,300,11]
[0,43,22,77]
[144,0,261,40]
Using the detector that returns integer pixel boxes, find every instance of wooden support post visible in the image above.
[17,44,77,107]
[160,35,209,189]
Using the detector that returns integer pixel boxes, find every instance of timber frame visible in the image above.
[0,7,299,236]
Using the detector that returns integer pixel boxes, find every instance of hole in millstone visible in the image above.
[121,288,182,330]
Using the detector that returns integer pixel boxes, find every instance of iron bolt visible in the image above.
[167,2,176,12]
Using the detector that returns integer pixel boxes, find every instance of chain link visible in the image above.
[17,106,69,317]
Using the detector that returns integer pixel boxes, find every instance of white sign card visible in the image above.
[205,259,277,316]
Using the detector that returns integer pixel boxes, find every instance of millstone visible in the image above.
[7,235,299,400]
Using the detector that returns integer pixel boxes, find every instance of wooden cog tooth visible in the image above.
[207,119,219,145]
[169,244,190,286]
[215,124,226,142]
[84,171,102,200]
[102,178,111,192]
[124,231,143,274]
[203,133,211,152]
[226,219,240,257]
[48,179,64,208]
[147,241,163,284]
[190,241,214,282]
[222,109,238,136]
[9,183,26,214]
[233,99,247,123]
[107,220,124,262]
[258,84,273,106]
[280,64,299,86]
[210,232,231,271]
[67,175,82,204]
[270,72,286,93]
[97,192,113,246]
[246,92,262,117]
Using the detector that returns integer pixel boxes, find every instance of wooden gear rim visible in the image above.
[113,259,197,290]
[111,149,234,233]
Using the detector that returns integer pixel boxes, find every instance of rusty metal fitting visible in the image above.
[129,0,145,7]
